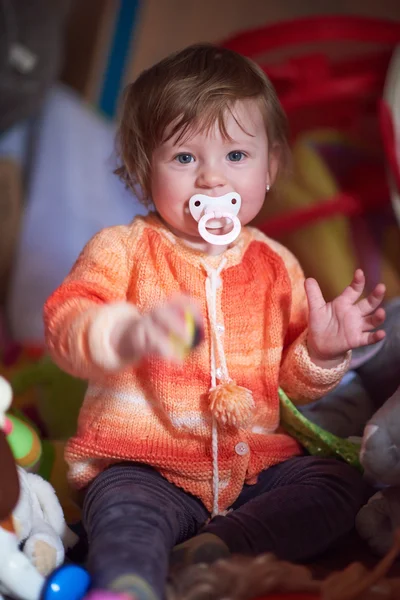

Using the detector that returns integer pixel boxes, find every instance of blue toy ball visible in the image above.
[42,564,91,600]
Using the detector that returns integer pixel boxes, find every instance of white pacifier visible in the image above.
[189,192,242,245]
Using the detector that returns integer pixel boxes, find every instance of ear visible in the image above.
[267,144,284,188]
[26,473,65,536]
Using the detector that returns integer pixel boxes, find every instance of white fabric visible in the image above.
[0,527,44,600]
[13,467,76,574]
[4,84,147,342]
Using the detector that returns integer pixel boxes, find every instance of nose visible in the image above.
[196,164,227,191]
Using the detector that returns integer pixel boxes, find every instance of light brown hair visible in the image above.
[115,44,290,205]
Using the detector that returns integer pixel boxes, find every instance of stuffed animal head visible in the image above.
[360,388,400,485]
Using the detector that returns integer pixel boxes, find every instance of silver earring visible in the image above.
[266,184,270,192]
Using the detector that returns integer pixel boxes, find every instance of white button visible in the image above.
[216,367,223,379]
[235,442,249,456]
[217,324,225,333]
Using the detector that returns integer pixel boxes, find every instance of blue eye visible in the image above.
[175,153,194,164]
[227,151,245,162]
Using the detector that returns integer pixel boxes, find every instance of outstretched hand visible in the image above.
[305,269,386,366]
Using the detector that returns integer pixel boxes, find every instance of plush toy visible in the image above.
[356,385,400,556]
[13,465,78,576]
[0,374,90,600]
[0,398,81,525]
[0,376,79,573]
[340,298,400,556]
[0,350,85,523]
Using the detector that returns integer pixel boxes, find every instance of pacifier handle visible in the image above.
[198,211,241,246]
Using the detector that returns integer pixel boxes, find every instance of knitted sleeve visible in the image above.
[43,225,140,380]
[278,247,350,404]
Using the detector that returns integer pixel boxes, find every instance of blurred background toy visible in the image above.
[13,465,78,576]
[356,384,400,557]
[10,354,86,441]
[223,17,400,301]
[0,374,89,600]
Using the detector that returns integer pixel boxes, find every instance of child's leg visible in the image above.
[202,456,372,562]
[83,462,208,600]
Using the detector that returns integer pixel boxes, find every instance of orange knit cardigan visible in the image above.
[44,214,349,512]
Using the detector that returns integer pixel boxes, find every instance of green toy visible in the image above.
[11,355,87,440]
[279,388,362,471]
[6,413,42,470]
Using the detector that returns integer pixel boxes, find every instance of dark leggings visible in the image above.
[83,456,371,599]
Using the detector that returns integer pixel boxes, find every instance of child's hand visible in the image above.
[113,296,203,363]
[305,269,386,367]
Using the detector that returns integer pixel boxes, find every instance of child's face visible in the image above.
[151,99,276,247]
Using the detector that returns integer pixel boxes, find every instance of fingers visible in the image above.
[143,295,204,361]
[362,307,386,332]
[168,294,204,330]
[304,278,326,312]
[362,329,386,346]
[340,269,366,303]
[152,304,191,345]
[134,313,172,359]
[357,283,386,316]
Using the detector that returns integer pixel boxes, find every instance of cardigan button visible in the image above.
[235,442,249,456]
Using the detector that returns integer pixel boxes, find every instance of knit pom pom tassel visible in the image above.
[209,382,255,428]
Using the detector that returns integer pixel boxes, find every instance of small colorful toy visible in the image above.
[10,354,87,441]
[0,375,90,600]
[170,309,203,360]
[6,412,42,470]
